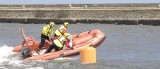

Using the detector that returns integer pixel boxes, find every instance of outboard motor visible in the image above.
[20,46,31,59]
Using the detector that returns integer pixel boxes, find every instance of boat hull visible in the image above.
[13,29,105,62]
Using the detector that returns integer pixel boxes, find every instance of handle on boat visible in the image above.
[89,44,93,47]
[59,52,64,57]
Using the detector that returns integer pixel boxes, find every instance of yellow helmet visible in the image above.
[63,22,69,28]
[49,22,55,27]
[64,33,69,38]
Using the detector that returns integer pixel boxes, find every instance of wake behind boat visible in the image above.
[12,29,105,62]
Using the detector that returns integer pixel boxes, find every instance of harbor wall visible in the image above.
[0,3,160,25]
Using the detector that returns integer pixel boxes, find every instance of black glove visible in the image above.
[71,47,75,49]
[50,38,53,42]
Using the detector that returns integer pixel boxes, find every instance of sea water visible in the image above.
[1,23,160,69]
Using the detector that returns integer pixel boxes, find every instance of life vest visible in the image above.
[54,26,66,36]
[42,25,53,36]
[53,36,66,48]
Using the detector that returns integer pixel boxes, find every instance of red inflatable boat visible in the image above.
[13,29,105,62]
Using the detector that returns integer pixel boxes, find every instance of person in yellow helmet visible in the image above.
[54,22,69,37]
[44,33,73,53]
[38,22,55,50]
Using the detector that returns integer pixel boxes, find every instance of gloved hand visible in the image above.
[50,38,53,42]
[49,35,53,42]
[71,47,75,50]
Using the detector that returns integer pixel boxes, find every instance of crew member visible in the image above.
[45,33,73,53]
[38,22,55,50]
[54,22,69,37]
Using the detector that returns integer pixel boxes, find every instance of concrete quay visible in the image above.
[0,3,160,25]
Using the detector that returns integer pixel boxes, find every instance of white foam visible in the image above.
[54,57,77,61]
[0,45,22,65]
[54,57,72,60]
[27,67,44,69]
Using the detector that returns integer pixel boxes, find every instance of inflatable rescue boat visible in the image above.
[13,29,105,62]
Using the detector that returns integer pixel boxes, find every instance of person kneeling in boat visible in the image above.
[54,22,69,37]
[44,33,73,53]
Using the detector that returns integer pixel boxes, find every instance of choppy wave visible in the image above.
[0,45,23,66]
[0,45,77,69]
[0,45,47,69]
